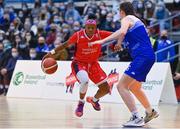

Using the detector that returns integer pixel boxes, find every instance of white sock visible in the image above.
[131,110,140,118]
[93,97,99,102]
[79,99,85,103]
[0,85,3,89]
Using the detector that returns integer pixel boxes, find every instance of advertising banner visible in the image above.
[7,61,177,105]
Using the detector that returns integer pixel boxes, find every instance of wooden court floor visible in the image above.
[0,96,180,129]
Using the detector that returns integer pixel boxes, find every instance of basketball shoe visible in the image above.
[144,109,159,123]
[75,101,84,117]
[123,115,145,127]
[86,97,101,111]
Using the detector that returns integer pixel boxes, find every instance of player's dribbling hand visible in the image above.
[114,43,122,52]
[41,52,54,70]
[88,40,104,47]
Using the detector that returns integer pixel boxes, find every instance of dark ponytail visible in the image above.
[120,2,135,16]
[120,2,147,26]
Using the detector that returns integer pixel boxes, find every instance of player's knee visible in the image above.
[77,70,89,85]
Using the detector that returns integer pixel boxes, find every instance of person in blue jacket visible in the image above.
[156,30,175,62]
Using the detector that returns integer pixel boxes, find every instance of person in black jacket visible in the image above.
[0,47,23,95]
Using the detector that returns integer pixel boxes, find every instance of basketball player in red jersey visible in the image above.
[42,14,112,117]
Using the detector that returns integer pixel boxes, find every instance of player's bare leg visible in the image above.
[75,70,89,117]
[129,81,159,123]
[117,74,144,127]
[86,81,110,111]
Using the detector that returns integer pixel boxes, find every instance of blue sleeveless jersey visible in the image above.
[124,21,155,59]
[123,18,155,82]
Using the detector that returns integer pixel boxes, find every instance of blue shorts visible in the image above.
[124,56,155,82]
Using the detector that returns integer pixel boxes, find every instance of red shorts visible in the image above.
[71,60,107,84]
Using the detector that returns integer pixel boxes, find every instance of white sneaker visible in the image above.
[123,116,145,127]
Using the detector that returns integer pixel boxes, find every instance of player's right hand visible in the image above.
[114,43,122,52]
[41,52,54,70]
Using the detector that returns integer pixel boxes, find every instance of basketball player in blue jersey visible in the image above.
[90,2,159,127]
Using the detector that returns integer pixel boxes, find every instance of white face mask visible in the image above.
[12,52,18,58]
[30,53,36,58]
[0,36,3,40]
[106,17,113,22]
[73,26,80,31]
[63,28,69,33]
[26,36,31,41]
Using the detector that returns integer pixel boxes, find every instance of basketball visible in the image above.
[42,58,58,74]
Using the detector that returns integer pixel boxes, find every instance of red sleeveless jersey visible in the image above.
[68,29,111,63]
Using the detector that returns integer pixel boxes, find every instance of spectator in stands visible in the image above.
[25,31,37,49]
[0,12,11,32]
[36,36,49,59]
[61,23,71,42]
[53,37,68,60]
[153,1,171,32]
[28,48,40,60]
[147,28,157,51]
[31,0,41,18]
[100,12,116,32]
[16,35,29,59]
[0,47,23,95]
[46,24,57,50]
[37,24,46,37]
[72,21,81,33]
[156,30,175,62]
[156,30,176,73]
[65,1,82,24]
[83,0,98,16]
[0,41,12,95]
[13,17,23,32]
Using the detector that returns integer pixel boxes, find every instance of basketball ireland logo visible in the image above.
[13,72,24,86]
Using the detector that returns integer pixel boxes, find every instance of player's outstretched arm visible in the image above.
[90,18,130,46]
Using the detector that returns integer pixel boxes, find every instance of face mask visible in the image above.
[19,44,27,49]
[0,36,3,40]
[157,7,164,11]
[73,26,80,31]
[54,19,60,24]
[161,36,167,39]
[68,20,74,25]
[26,36,31,41]
[39,43,44,46]
[19,14,23,18]
[101,10,106,15]
[10,26,15,30]
[106,17,112,22]
[16,39,21,43]
[63,28,69,33]
[60,6,65,10]
[33,20,39,25]
[12,52,18,58]
[147,3,152,8]
[30,53,36,58]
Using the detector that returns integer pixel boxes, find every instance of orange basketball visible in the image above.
[42,58,58,74]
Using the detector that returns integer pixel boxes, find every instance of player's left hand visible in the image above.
[114,43,122,51]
